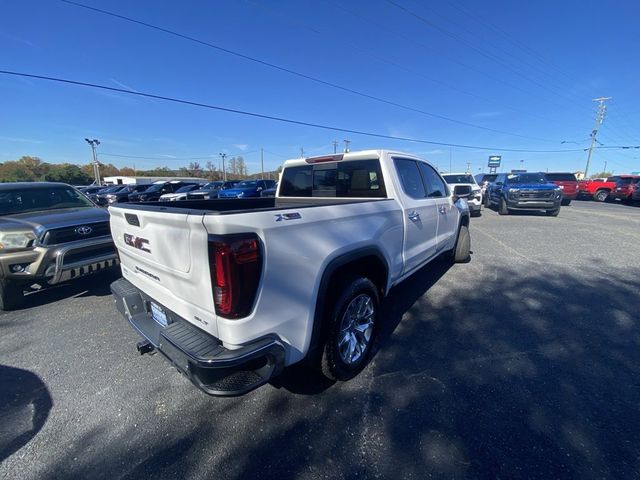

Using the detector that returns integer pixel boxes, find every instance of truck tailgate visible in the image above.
[109,206,218,336]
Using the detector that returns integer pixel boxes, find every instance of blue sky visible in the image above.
[1,0,639,175]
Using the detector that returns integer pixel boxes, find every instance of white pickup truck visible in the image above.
[110,150,472,396]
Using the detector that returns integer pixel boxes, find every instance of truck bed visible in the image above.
[116,197,390,215]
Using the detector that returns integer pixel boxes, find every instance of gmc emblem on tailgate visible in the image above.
[124,233,151,253]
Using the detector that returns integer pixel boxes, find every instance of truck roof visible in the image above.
[282,149,429,168]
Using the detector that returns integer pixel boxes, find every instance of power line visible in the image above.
[100,149,259,161]
[323,0,565,126]
[59,0,554,142]
[101,153,215,161]
[384,0,593,115]
[252,0,561,129]
[446,0,583,95]
[4,69,640,154]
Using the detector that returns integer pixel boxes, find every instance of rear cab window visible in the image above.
[545,173,577,182]
[280,159,387,198]
[617,178,634,186]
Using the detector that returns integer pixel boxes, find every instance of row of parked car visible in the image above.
[474,172,640,210]
[79,179,278,205]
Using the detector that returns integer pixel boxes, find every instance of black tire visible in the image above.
[593,190,609,202]
[321,277,379,381]
[546,208,560,216]
[561,199,571,206]
[0,279,23,311]
[498,197,509,215]
[452,224,471,263]
[483,193,491,207]
[471,210,481,218]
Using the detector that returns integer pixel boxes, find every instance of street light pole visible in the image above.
[260,148,264,180]
[219,153,227,181]
[84,138,101,185]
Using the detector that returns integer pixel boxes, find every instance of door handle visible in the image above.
[408,211,420,221]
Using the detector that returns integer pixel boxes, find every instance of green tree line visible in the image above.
[0,155,277,184]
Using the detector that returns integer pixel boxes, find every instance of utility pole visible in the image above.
[300,148,304,158]
[219,153,227,181]
[584,97,611,178]
[603,160,608,174]
[343,139,351,153]
[333,140,339,154]
[449,147,452,172]
[466,161,471,173]
[260,148,264,180]
[84,138,101,185]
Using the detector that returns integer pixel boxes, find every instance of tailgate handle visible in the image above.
[125,213,140,226]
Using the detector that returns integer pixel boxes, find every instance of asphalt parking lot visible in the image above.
[1,200,639,479]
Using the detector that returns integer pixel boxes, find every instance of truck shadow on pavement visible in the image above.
[0,365,53,463]
[13,262,640,480]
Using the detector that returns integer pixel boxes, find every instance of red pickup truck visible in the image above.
[545,172,578,205]
[577,176,620,202]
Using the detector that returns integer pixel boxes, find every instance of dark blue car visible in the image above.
[218,179,276,198]
[486,172,562,216]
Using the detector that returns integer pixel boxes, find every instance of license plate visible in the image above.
[150,301,168,327]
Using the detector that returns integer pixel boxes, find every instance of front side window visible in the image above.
[394,158,426,199]
[442,174,476,185]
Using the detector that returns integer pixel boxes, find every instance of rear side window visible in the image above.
[419,163,449,197]
[546,173,577,181]
[394,159,426,199]
[617,178,634,186]
[280,159,387,198]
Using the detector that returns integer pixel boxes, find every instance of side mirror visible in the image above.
[453,185,472,201]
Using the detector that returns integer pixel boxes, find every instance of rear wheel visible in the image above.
[594,190,609,202]
[0,279,23,311]
[321,277,379,381]
[483,193,491,207]
[498,197,509,215]
[561,199,571,206]
[546,208,560,216]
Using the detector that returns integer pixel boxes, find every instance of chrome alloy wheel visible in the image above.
[338,293,375,365]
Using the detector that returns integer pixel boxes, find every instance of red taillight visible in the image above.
[209,234,262,319]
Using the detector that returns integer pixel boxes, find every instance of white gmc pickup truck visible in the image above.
[110,150,472,396]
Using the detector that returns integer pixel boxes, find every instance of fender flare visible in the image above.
[306,247,389,362]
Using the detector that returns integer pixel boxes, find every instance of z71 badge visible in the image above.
[124,233,151,253]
